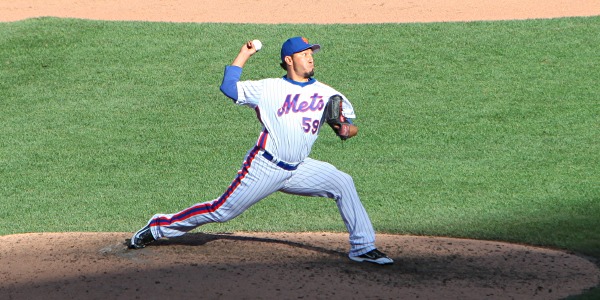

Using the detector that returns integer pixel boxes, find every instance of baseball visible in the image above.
[252,39,262,51]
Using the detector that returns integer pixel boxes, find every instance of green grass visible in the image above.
[1,17,599,297]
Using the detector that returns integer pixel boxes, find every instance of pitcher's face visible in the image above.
[290,49,315,79]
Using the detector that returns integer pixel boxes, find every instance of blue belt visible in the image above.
[262,151,299,171]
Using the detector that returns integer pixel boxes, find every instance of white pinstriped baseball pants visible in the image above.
[147,146,377,256]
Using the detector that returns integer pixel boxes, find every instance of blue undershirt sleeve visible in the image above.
[219,65,243,102]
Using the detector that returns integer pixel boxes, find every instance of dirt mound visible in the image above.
[1,232,598,299]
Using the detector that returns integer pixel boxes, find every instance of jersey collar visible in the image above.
[282,75,316,87]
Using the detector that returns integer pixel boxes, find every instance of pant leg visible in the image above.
[148,148,290,239]
[280,157,376,256]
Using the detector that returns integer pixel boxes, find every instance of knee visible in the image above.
[331,171,358,197]
[337,171,355,187]
[213,211,231,223]
[212,207,241,223]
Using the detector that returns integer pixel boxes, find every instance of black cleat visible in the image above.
[349,248,394,265]
[128,224,156,249]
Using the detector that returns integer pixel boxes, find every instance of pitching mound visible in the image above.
[1,232,598,299]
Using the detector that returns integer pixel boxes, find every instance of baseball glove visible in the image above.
[321,94,351,140]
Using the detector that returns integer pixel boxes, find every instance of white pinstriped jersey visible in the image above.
[236,77,355,163]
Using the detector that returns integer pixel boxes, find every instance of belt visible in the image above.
[262,151,299,171]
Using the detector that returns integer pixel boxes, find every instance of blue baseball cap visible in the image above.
[280,36,321,62]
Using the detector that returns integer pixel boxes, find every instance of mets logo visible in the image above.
[277,93,324,116]
[302,37,309,43]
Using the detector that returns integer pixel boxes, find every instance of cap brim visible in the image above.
[298,44,321,54]
[281,43,322,62]
[310,44,321,53]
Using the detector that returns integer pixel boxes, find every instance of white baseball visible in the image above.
[252,39,262,51]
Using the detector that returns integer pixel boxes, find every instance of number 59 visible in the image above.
[302,117,320,134]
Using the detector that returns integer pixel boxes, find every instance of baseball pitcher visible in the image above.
[129,36,393,265]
